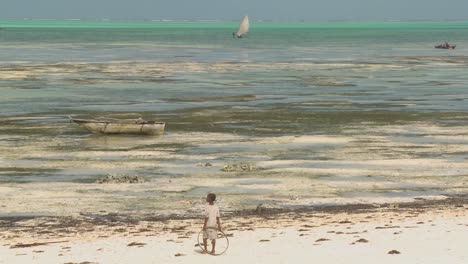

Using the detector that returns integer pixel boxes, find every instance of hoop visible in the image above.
[197,228,230,256]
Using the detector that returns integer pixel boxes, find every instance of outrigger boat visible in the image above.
[69,116,165,135]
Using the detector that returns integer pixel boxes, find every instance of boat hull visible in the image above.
[435,44,456,49]
[70,118,165,135]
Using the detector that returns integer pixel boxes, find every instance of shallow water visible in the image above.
[0,21,468,216]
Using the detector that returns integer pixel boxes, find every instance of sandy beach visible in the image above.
[1,198,467,264]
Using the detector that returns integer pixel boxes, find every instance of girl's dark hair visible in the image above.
[207,193,216,201]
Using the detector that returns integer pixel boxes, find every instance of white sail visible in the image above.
[236,16,249,37]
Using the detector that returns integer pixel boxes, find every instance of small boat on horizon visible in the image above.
[435,42,456,50]
[69,116,165,135]
[233,16,249,38]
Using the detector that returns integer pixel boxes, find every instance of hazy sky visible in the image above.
[1,0,468,21]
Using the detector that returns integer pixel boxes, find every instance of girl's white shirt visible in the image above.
[204,204,220,227]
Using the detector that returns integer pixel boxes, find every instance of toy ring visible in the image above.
[197,228,230,256]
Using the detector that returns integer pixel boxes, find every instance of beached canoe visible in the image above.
[69,116,165,135]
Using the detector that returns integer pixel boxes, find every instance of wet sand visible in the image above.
[0,197,467,264]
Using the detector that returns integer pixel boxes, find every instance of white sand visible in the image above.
[1,207,467,264]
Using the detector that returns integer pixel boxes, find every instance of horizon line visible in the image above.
[1,18,468,23]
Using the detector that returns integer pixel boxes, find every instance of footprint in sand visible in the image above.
[127,242,146,247]
[355,238,369,243]
[65,261,98,264]
[315,238,330,242]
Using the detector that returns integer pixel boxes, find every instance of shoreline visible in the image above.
[1,196,467,263]
[1,194,466,238]
[2,193,466,221]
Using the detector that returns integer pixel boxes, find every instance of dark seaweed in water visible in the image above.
[96,174,146,184]
[221,162,260,172]
[162,107,468,136]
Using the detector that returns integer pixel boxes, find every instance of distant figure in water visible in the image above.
[202,193,222,255]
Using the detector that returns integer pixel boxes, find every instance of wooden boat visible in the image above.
[69,116,165,135]
[435,43,456,49]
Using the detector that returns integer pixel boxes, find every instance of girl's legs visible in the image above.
[211,239,216,254]
[203,238,208,252]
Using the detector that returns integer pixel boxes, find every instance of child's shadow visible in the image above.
[194,245,210,255]
[194,249,206,255]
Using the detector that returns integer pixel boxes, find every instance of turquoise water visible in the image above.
[0,20,467,214]
[1,20,468,62]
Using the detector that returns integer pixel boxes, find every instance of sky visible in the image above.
[1,0,468,21]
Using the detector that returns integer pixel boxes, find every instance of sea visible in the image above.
[0,20,467,216]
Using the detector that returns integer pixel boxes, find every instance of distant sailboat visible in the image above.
[233,16,249,38]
